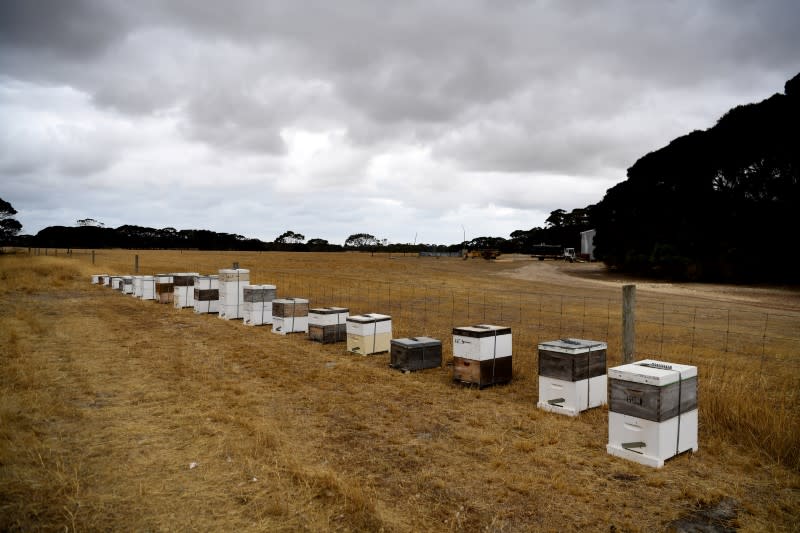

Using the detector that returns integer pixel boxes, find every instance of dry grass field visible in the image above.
[1,249,799,531]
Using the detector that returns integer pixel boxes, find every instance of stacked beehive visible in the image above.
[155,274,174,304]
[132,276,143,297]
[308,307,349,343]
[537,338,607,416]
[173,273,200,309]
[122,276,134,295]
[452,324,512,388]
[606,359,698,468]
[346,313,392,355]
[218,269,249,319]
[140,275,156,300]
[272,298,309,334]
[390,337,442,371]
[193,275,219,314]
[242,284,277,326]
[110,276,123,291]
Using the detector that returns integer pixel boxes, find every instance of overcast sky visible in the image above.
[1,1,799,245]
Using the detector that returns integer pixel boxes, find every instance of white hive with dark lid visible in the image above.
[537,338,607,416]
[308,307,349,343]
[452,324,512,388]
[346,314,392,355]
[172,273,200,309]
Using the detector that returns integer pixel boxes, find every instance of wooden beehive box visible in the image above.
[272,298,309,334]
[607,359,698,468]
[537,338,608,416]
[608,360,697,422]
[155,274,174,304]
[193,275,219,314]
[452,325,512,388]
[308,307,349,343]
[346,313,392,355]
[172,273,200,308]
[242,284,277,326]
[538,338,607,381]
[390,337,442,371]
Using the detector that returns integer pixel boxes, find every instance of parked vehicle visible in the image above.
[530,244,575,262]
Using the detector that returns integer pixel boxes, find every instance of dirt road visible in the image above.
[498,259,800,312]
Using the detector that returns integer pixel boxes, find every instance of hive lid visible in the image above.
[273,297,309,304]
[244,284,277,290]
[452,324,511,338]
[310,307,349,314]
[608,359,697,386]
[347,313,391,323]
[538,338,607,353]
[391,337,441,348]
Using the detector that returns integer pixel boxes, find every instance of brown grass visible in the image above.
[1,249,799,531]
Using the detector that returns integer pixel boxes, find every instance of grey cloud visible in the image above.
[3,0,800,242]
[0,0,132,58]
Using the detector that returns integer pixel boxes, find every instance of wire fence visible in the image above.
[28,247,800,392]
[259,269,800,390]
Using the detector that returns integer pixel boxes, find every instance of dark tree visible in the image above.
[275,230,305,244]
[344,233,379,248]
[594,72,800,282]
[76,218,105,227]
[0,198,23,243]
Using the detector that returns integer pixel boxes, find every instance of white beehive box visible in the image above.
[537,338,607,416]
[451,325,513,388]
[91,274,107,284]
[110,276,123,291]
[193,275,219,314]
[102,275,111,286]
[272,298,309,334]
[140,276,156,300]
[308,307,349,343]
[132,276,143,297]
[346,313,392,355]
[122,276,134,295]
[172,273,200,309]
[242,284,277,326]
[606,359,698,468]
[218,269,250,319]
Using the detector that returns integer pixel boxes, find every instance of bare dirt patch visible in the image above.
[499,260,800,312]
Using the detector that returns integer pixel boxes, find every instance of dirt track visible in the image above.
[497,258,800,312]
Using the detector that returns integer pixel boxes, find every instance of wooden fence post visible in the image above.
[135,254,139,274]
[622,284,636,363]
[92,250,95,265]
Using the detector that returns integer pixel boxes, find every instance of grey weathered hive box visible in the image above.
[390,337,442,371]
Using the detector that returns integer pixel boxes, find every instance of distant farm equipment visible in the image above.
[465,249,501,260]
[531,244,576,262]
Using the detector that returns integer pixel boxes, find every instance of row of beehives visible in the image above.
[91,271,697,468]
